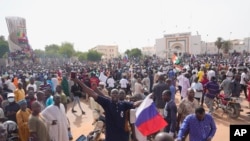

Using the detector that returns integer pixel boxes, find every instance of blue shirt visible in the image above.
[46,95,54,107]
[169,85,176,101]
[96,96,134,141]
[177,114,217,141]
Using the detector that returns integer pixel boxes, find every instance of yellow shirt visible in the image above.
[197,71,204,82]
[14,88,25,102]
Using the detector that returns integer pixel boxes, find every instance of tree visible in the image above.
[59,42,75,58]
[75,51,87,61]
[33,49,45,58]
[125,48,142,58]
[45,44,60,57]
[87,50,102,61]
[215,37,223,55]
[222,40,232,54]
[0,36,9,58]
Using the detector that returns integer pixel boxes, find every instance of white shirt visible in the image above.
[51,77,58,91]
[207,70,215,81]
[191,82,203,98]
[106,77,115,88]
[226,71,233,80]
[26,83,37,92]
[240,72,248,85]
[177,74,184,86]
[130,109,147,141]
[119,78,129,88]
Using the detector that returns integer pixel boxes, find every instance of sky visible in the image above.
[1,0,250,53]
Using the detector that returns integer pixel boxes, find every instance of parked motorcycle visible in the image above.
[214,93,243,118]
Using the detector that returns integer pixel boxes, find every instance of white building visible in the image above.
[154,32,202,58]
[90,45,119,59]
[155,32,250,58]
[141,46,156,56]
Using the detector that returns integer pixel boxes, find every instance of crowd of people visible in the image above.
[0,53,250,141]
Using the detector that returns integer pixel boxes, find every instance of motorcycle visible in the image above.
[76,109,105,141]
[214,93,243,119]
[2,120,19,141]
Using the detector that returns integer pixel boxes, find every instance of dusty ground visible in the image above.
[67,93,250,141]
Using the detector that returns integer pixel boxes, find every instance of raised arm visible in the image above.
[74,79,98,100]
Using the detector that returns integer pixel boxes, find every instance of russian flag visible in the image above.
[135,94,167,136]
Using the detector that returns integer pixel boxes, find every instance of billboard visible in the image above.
[5,16,33,60]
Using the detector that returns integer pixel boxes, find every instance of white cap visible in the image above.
[7,93,15,98]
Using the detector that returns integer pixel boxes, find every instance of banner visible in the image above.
[5,17,33,60]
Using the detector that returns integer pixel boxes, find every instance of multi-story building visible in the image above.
[90,45,119,59]
[155,32,202,58]
[141,46,156,56]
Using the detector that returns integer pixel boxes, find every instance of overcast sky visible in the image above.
[1,0,250,53]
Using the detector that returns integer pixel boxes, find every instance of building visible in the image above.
[154,32,202,58]
[154,32,250,58]
[90,45,119,59]
[141,46,156,56]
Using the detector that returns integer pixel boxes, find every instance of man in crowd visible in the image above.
[152,74,168,116]
[204,76,220,114]
[191,77,203,104]
[176,107,217,141]
[162,90,177,137]
[74,78,141,141]
[231,74,242,97]
[55,85,68,112]
[177,88,199,132]
[16,99,31,141]
[240,68,248,99]
[25,90,36,110]
[28,101,50,141]
[14,82,25,103]
[71,79,85,114]
[41,94,69,141]
[36,91,46,111]
[4,93,20,122]
[26,77,37,92]
[166,79,176,101]
[220,74,232,98]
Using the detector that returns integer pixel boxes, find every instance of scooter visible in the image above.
[214,93,243,119]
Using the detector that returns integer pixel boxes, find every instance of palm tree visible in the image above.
[222,40,232,54]
[215,37,223,56]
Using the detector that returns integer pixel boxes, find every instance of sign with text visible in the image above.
[230,125,250,140]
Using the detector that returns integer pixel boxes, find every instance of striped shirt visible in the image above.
[204,81,220,99]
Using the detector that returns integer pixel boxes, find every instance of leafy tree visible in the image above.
[45,44,60,57]
[75,51,88,61]
[33,49,45,58]
[215,37,223,55]
[222,40,232,54]
[125,48,142,58]
[0,36,9,58]
[87,50,102,61]
[59,42,75,58]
